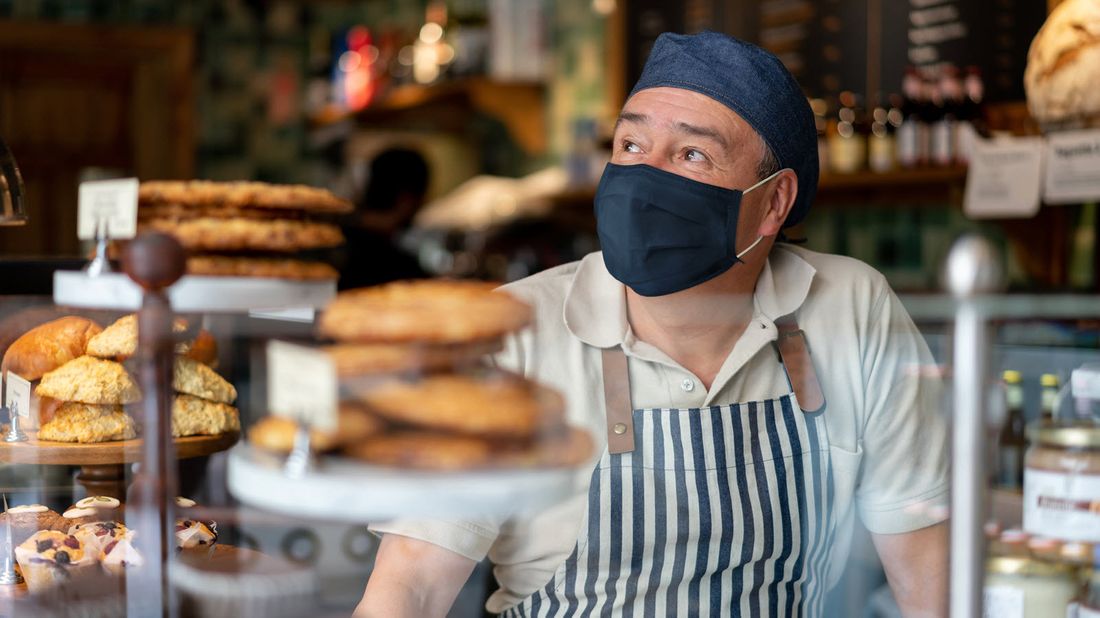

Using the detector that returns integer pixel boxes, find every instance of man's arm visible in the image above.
[355,533,477,618]
[872,522,948,618]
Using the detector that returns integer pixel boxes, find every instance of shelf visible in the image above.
[818,166,968,191]
[53,271,336,314]
[227,443,585,522]
[354,77,547,155]
[0,432,238,465]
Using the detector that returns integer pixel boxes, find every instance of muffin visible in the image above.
[100,532,144,576]
[176,519,218,557]
[14,530,97,593]
[70,520,130,555]
[0,504,64,546]
[58,496,124,530]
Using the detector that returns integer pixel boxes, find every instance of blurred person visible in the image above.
[358,32,948,617]
[337,147,429,289]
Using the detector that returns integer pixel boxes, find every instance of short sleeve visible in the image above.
[856,285,950,534]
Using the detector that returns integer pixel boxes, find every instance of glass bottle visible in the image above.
[998,369,1027,490]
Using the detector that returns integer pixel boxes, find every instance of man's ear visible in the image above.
[756,169,798,237]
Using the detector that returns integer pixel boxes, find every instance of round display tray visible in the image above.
[53,270,335,313]
[226,443,585,521]
[0,431,239,465]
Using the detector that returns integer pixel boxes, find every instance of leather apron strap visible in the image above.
[601,347,635,455]
[774,314,826,414]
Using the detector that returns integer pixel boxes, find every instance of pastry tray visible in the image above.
[0,431,239,465]
[226,443,586,521]
[53,271,336,313]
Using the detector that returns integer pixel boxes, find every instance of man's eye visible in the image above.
[622,141,641,153]
[685,149,707,162]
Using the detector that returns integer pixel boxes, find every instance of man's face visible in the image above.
[610,87,765,193]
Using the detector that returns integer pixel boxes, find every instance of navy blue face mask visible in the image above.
[594,162,780,297]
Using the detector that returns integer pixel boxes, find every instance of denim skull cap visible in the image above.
[629,31,818,228]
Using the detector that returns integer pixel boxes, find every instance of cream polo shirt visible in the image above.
[372,244,950,613]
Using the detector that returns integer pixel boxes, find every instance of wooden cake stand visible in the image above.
[0,431,239,499]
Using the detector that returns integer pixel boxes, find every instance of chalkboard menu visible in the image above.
[619,0,1047,104]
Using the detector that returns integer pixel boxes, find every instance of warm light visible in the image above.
[438,44,455,65]
[592,0,616,15]
[419,22,444,44]
[363,45,380,64]
[338,50,362,72]
[397,46,415,66]
[347,26,370,50]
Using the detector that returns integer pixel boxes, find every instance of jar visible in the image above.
[985,556,1078,617]
[1024,422,1100,542]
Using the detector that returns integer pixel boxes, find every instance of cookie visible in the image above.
[248,402,385,453]
[139,180,353,214]
[323,339,501,377]
[58,496,125,530]
[35,356,142,405]
[318,280,532,344]
[172,394,240,437]
[37,402,137,443]
[186,256,338,281]
[346,426,594,471]
[354,373,564,438]
[139,218,345,252]
[174,356,236,404]
[85,314,191,360]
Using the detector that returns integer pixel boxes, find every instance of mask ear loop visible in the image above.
[734,167,788,261]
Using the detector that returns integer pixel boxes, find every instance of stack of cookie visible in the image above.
[137,180,352,281]
[33,313,240,442]
[254,279,594,470]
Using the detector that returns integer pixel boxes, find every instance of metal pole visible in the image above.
[944,234,1005,618]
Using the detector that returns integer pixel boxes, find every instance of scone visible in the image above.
[0,504,65,546]
[324,339,501,377]
[85,314,190,360]
[318,280,532,344]
[0,316,102,381]
[57,496,125,530]
[355,373,565,438]
[15,530,97,593]
[35,356,141,405]
[248,402,385,453]
[37,402,137,443]
[1024,0,1100,123]
[174,356,236,404]
[172,394,240,437]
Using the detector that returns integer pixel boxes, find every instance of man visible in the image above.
[358,32,948,617]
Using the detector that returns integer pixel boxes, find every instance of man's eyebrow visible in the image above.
[673,122,730,152]
[613,112,648,132]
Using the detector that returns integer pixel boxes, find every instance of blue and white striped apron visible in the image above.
[501,344,835,617]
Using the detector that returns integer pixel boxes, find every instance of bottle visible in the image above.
[998,370,1027,490]
[919,72,940,167]
[869,99,896,173]
[932,66,962,167]
[956,66,985,165]
[1041,374,1060,422]
[810,98,829,174]
[828,91,867,174]
[896,67,925,168]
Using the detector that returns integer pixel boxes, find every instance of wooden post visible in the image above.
[121,232,186,618]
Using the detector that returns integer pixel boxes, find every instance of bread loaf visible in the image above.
[1024,0,1100,123]
[0,317,102,381]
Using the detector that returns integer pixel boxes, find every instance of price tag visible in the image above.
[266,340,337,432]
[963,137,1044,219]
[4,372,30,418]
[77,178,139,240]
[1044,129,1100,204]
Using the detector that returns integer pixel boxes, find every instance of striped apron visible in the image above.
[501,328,835,617]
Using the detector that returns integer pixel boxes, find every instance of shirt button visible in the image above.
[612,422,628,435]
[681,378,695,392]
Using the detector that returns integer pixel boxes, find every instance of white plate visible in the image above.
[226,443,586,521]
[53,271,335,313]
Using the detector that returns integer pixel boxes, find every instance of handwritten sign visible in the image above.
[77,178,138,240]
[1044,129,1100,205]
[963,137,1044,219]
[266,340,337,432]
[4,372,30,419]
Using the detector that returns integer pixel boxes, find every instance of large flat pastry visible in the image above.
[35,356,141,405]
[346,426,593,471]
[186,256,337,281]
[37,402,136,443]
[354,373,564,438]
[323,339,501,377]
[139,180,353,214]
[139,218,344,252]
[318,280,532,344]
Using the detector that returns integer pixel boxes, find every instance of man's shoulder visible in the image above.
[497,258,584,305]
[779,244,889,296]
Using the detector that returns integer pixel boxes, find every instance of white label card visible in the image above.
[983,585,1023,618]
[964,137,1044,219]
[4,372,30,418]
[266,340,337,432]
[77,178,139,240]
[1044,129,1100,204]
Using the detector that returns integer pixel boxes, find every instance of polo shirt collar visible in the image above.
[562,246,817,349]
